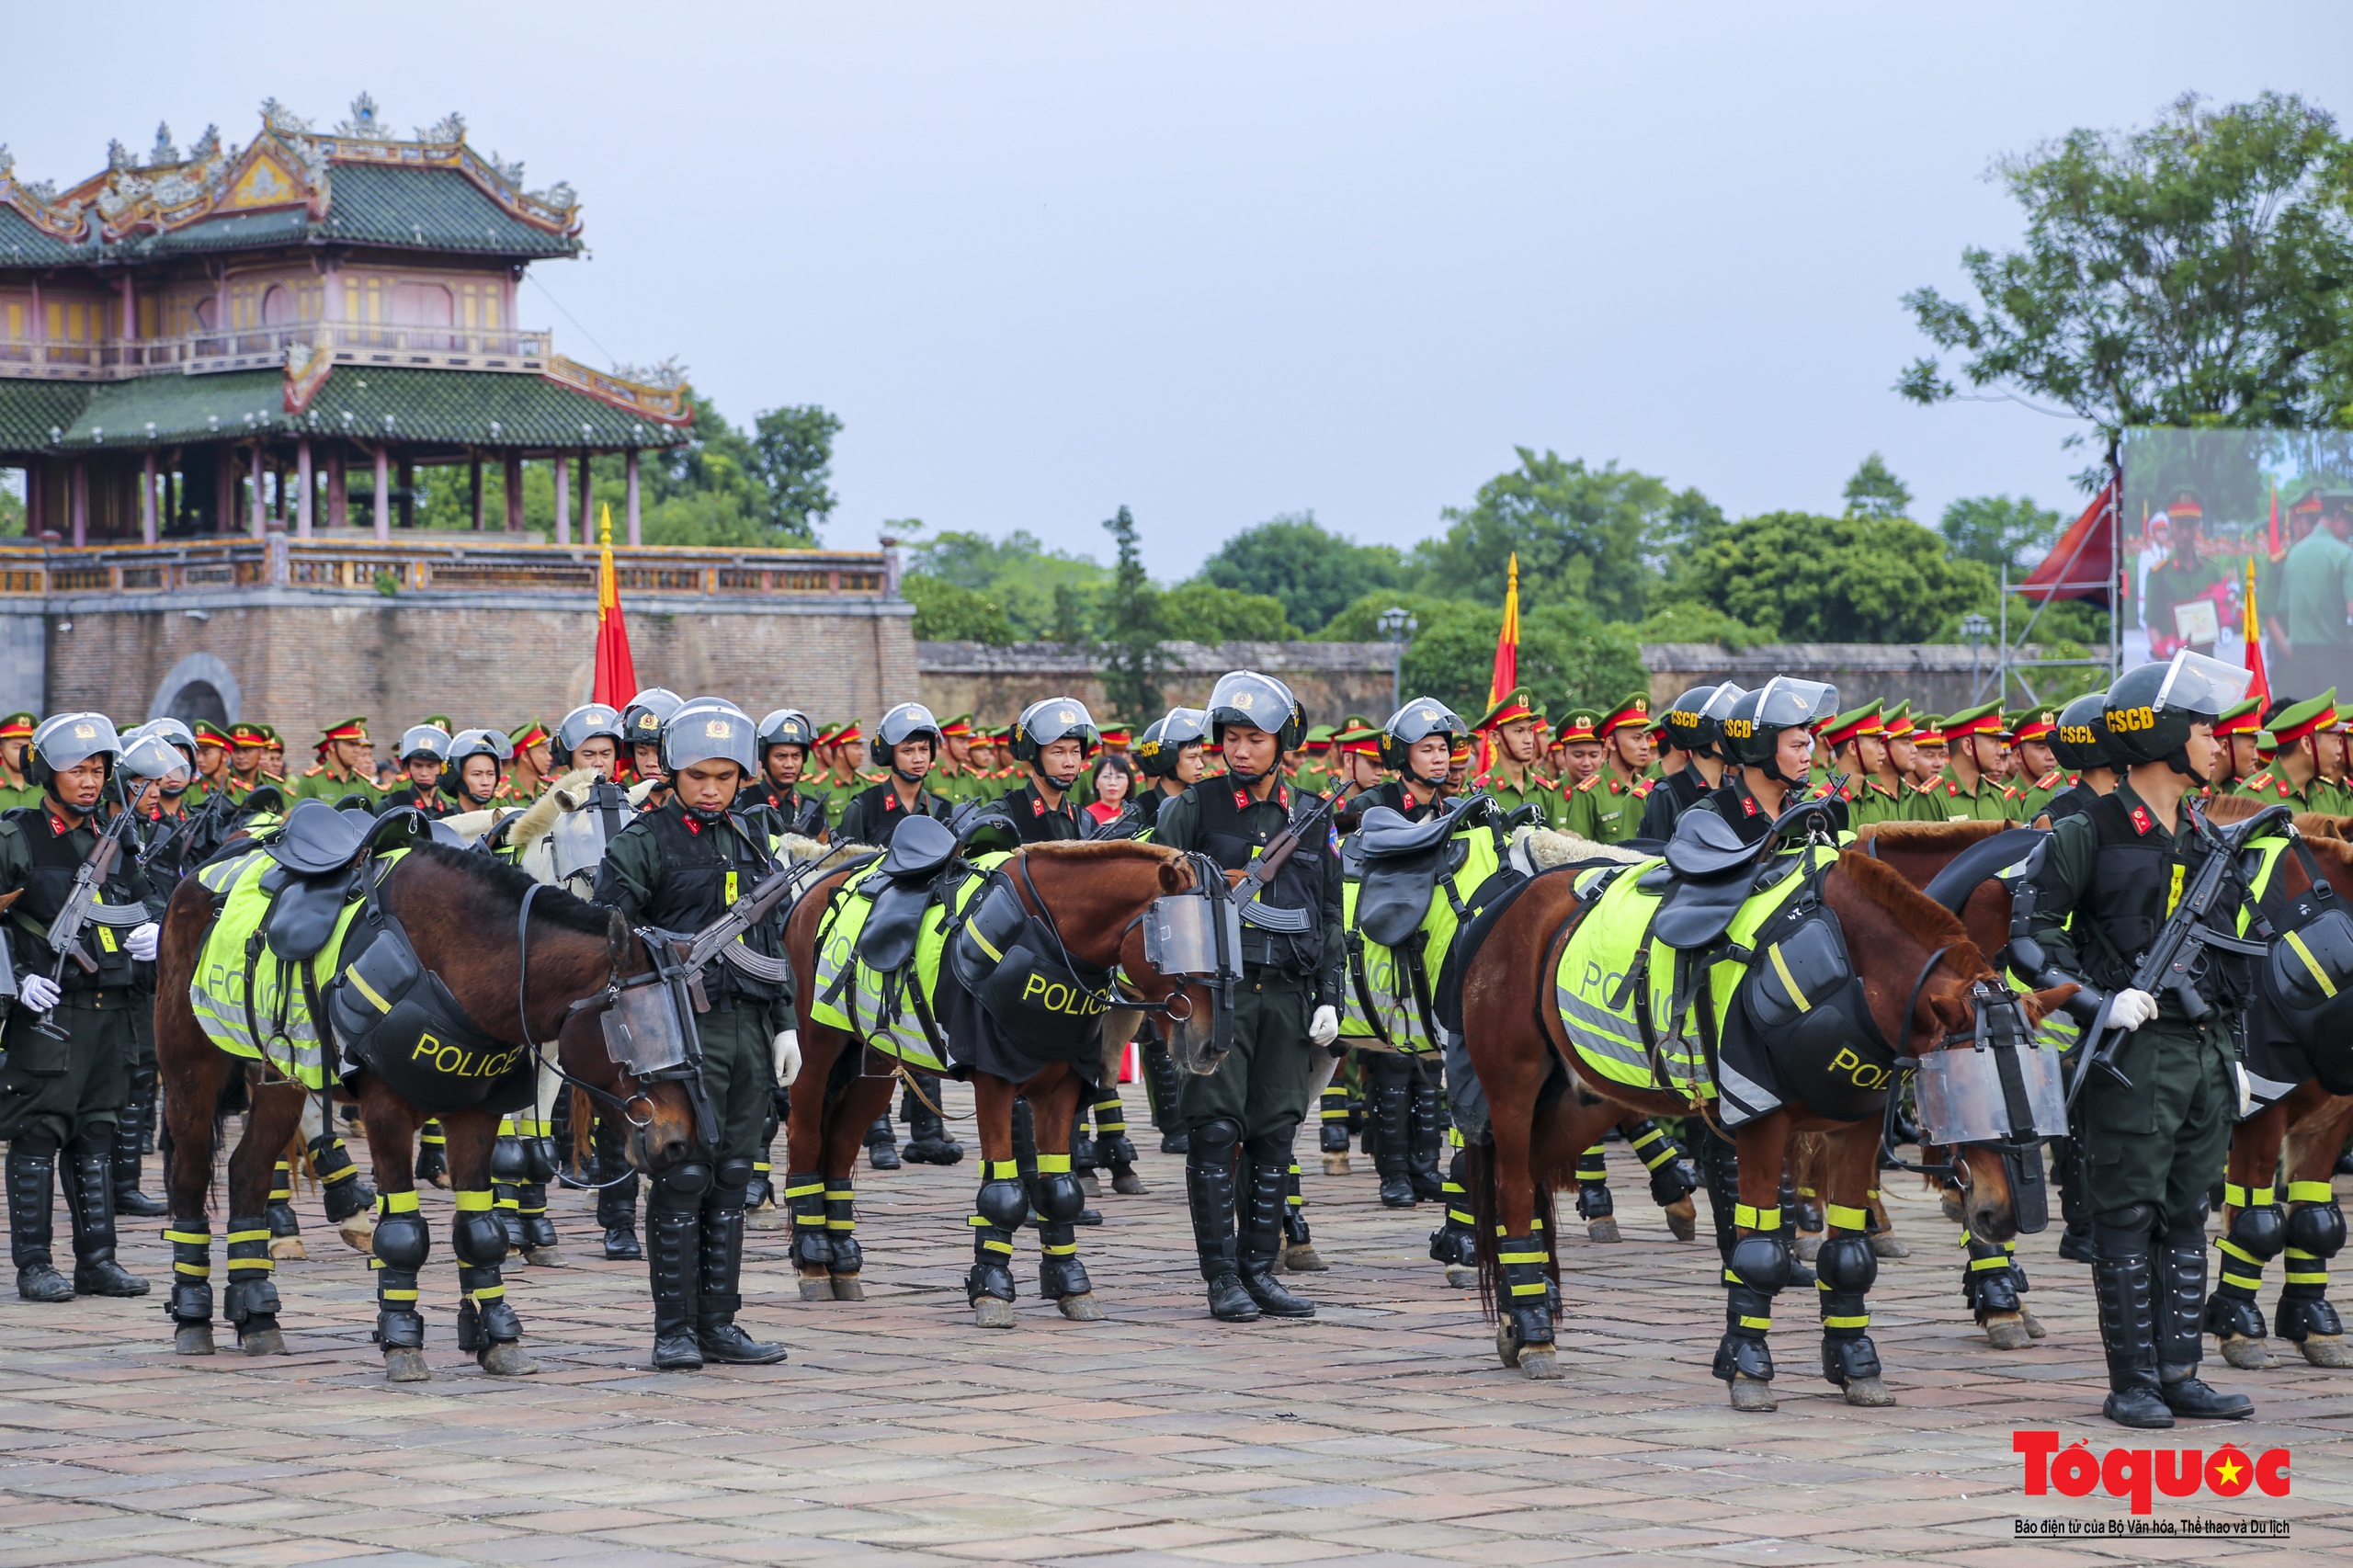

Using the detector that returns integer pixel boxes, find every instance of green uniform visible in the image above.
[1838,777,1912,829]
[2231,767,2338,815]
[2016,767,2070,824]
[1560,770,1650,844]
[291,765,381,808]
[2141,551,2229,653]
[1919,766,2018,824]
[1474,766,1563,831]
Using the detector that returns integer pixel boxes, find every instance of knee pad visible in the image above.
[1728,1232,1792,1292]
[373,1212,430,1271]
[1033,1171,1086,1223]
[451,1210,507,1268]
[1189,1118,1240,1165]
[489,1136,528,1184]
[1242,1131,1292,1169]
[1815,1234,1878,1294]
[2164,1208,2209,1250]
[2288,1201,2347,1260]
[2227,1201,2288,1260]
[715,1156,755,1191]
[975,1176,1029,1231]
[2094,1202,2158,1257]
[711,1157,754,1210]
[652,1163,712,1213]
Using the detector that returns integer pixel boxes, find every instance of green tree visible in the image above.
[1196,511,1403,632]
[1900,92,2353,435]
[1938,494,2063,571]
[0,475,23,538]
[1161,580,1301,642]
[1632,601,1767,651]
[911,528,1109,641]
[1415,449,1719,621]
[1313,591,1475,643]
[1099,506,1166,719]
[903,574,1014,643]
[746,404,842,542]
[1397,599,1646,721]
[1665,512,1997,643]
[1843,453,1914,519]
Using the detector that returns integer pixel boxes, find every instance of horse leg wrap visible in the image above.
[1712,1221,1789,1383]
[415,1119,448,1184]
[517,1182,556,1252]
[1318,1083,1351,1153]
[1691,1124,1740,1264]
[2204,1186,2285,1342]
[969,1160,1025,1305]
[1961,1229,2021,1319]
[784,1172,832,1269]
[520,1119,559,1184]
[1092,1090,1138,1169]
[1282,1161,1311,1246]
[491,1121,528,1248]
[1574,1144,1614,1221]
[824,1178,861,1276]
[1429,1142,1477,1266]
[1495,1229,1555,1349]
[1630,1120,1696,1207]
[265,1163,300,1240]
[1036,1210,1091,1301]
[308,1134,374,1225]
[2276,1189,2346,1343]
[1813,1231,1881,1386]
[165,1218,213,1328]
[1069,1108,1098,1179]
[370,1194,429,1350]
[450,1192,521,1350]
[222,1213,279,1330]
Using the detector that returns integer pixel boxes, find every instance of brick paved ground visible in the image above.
[3,1088,2347,1567]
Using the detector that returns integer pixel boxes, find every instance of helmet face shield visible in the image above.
[32,713,121,776]
[1382,698,1468,772]
[398,725,452,764]
[1699,683,1748,725]
[1205,670,1302,752]
[119,731,189,782]
[2152,650,2252,721]
[875,702,944,767]
[556,703,626,760]
[1137,707,1208,777]
[662,700,757,776]
[1756,676,1839,731]
[758,709,816,750]
[621,687,685,752]
[1015,697,1101,762]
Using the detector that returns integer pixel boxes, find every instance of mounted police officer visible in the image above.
[443,730,512,817]
[740,710,825,842]
[985,699,1098,842]
[1343,699,1465,831]
[1132,707,1209,837]
[1,714,162,1302]
[1152,671,1342,1322]
[383,726,456,816]
[622,687,685,805]
[835,704,954,847]
[2040,690,2124,827]
[109,724,201,1221]
[595,697,794,1369]
[1688,678,1839,846]
[1638,683,1739,840]
[2018,652,2257,1428]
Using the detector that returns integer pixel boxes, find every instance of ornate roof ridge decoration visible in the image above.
[542,356,695,428]
[0,94,582,250]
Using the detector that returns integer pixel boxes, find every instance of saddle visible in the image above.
[1643,809,1779,952]
[1355,805,1466,949]
[254,804,439,964]
[857,816,962,974]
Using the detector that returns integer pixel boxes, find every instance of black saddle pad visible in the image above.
[858,874,942,975]
[1651,871,1751,951]
[1357,805,1454,860]
[267,799,370,876]
[259,863,359,964]
[880,814,957,881]
[1663,807,1757,881]
[1359,836,1466,951]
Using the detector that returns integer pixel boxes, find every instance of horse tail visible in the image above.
[283,1131,313,1193]
[1465,1134,1500,1324]
[572,1086,595,1171]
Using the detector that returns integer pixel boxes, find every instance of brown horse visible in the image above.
[782,839,1219,1324]
[155,843,700,1381]
[1461,846,2070,1408]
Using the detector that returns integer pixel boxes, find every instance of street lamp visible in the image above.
[1961,612,1992,702]
[1378,606,1418,715]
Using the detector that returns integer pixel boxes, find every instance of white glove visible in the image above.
[1307,1004,1340,1049]
[2100,988,2159,1034]
[125,923,160,962]
[772,1028,801,1087]
[19,973,60,1013]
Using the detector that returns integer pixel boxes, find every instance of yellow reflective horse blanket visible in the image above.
[808,854,997,1074]
[1338,826,1504,1053]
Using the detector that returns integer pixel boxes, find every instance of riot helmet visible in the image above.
[1011,698,1101,766]
[551,703,626,768]
[2103,651,2251,781]
[28,712,120,791]
[1657,683,1724,758]
[621,687,685,754]
[1380,698,1470,783]
[1136,707,1209,778]
[662,697,758,778]
[397,725,453,766]
[445,728,511,807]
[871,702,945,778]
[139,717,199,766]
[1205,670,1303,756]
[119,728,192,786]
[758,708,817,755]
[2051,690,2125,773]
[1722,677,1837,784]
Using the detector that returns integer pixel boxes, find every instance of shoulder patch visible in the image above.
[1632,778,1653,797]
[1575,774,1600,793]
[2129,803,2155,835]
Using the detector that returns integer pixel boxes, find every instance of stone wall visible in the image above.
[1642,642,2044,715]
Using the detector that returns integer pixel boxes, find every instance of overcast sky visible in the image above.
[11,4,2350,577]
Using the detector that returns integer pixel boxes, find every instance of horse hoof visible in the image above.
[1495,1319,1523,1368]
[745,1205,787,1232]
[383,1346,430,1383]
[1728,1374,1777,1412]
[1444,1264,1476,1290]
[173,1324,215,1356]
[1322,1153,1351,1176]
[1586,1217,1620,1244]
[1792,1233,1823,1263]
[336,1215,376,1255]
[1665,1198,1698,1243]
[2300,1335,2353,1369]
[2222,1334,2277,1370]
[973,1297,1016,1329]
[799,1277,835,1302]
[478,1342,540,1377]
[2020,1307,2047,1340]
[268,1236,307,1263]
[1869,1234,1910,1259]
[523,1247,564,1268]
[239,1326,285,1357]
[1843,1376,1896,1407]
[830,1275,866,1302]
[1079,1171,1102,1198]
[1984,1312,2033,1350]
[1112,1173,1148,1196]
[1058,1293,1105,1322]
[1282,1244,1327,1273]
[1519,1346,1563,1380]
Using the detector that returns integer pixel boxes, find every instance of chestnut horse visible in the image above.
[783,839,1221,1324]
[154,843,700,1381]
[1461,846,2070,1409]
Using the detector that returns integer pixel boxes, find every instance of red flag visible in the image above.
[1487,552,1520,710]
[2018,481,2118,607]
[2244,557,2270,710]
[592,503,638,708]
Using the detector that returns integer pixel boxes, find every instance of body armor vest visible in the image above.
[1193,781,1327,975]
[2042,779,2097,824]
[2079,791,2239,1005]
[627,803,787,1006]
[6,805,146,991]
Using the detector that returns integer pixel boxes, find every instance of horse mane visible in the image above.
[404,841,611,937]
[1022,839,1183,867]
[2303,834,2353,867]
[1834,848,1988,976]
[1857,820,2013,852]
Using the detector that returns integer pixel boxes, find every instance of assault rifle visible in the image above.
[1233,784,1337,904]
[31,780,141,1040]
[2063,801,2288,1112]
[673,856,835,994]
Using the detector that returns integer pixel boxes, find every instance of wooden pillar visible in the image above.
[295,437,313,539]
[215,451,234,534]
[625,449,641,546]
[470,452,484,530]
[552,454,571,545]
[70,460,87,547]
[504,455,524,531]
[396,459,414,530]
[142,450,158,545]
[372,444,390,541]
[250,444,267,538]
[577,449,592,542]
[327,454,347,529]
[27,460,43,538]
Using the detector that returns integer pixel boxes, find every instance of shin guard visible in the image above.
[308,1133,374,1224]
[1428,1138,1476,1267]
[369,1191,428,1350]
[450,1191,521,1351]
[1495,1228,1554,1349]
[222,1213,279,1333]
[824,1176,861,1275]
[1574,1144,1614,1221]
[265,1162,300,1240]
[1814,1220,1882,1387]
[1281,1160,1311,1246]
[969,1160,1026,1304]
[1712,1208,1789,1384]
[2276,1184,2346,1344]
[784,1172,831,1269]
[1092,1090,1138,1168]
[1031,1153,1090,1300]
[1319,1082,1352,1153]
[1629,1119,1696,1207]
[1961,1228,2022,1319]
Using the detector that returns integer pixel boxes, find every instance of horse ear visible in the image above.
[2021,983,2078,1025]
[1923,978,1975,1040]
[1157,858,1190,895]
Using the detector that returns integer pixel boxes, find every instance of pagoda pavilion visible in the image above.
[0,95,689,544]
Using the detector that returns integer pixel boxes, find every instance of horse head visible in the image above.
[1015,841,1231,1075]
[1830,851,2075,1244]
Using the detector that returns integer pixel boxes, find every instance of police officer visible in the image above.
[595,697,793,1369]
[444,730,512,816]
[1922,702,2018,823]
[2019,653,2256,1428]
[2,715,162,1302]
[1638,684,1739,840]
[109,724,202,1221]
[1688,677,1839,846]
[738,710,825,842]
[294,718,381,807]
[551,703,627,781]
[0,713,38,810]
[1470,688,1560,829]
[2011,708,2068,822]
[2209,699,2263,793]
[986,699,1098,842]
[2040,689,2124,826]
[1821,702,1907,828]
[835,704,954,846]
[382,726,456,816]
[2234,691,2340,811]
[1344,699,1465,829]
[505,719,554,800]
[622,687,685,802]
[1152,671,1342,1321]
[1562,693,1654,844]
[1131,707,1209,836]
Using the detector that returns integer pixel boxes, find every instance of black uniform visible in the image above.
[1638,762,1715,840]
[736,779,824,842]
[1338,778,1438,833]
[993,778,1085,843]
[834,779,949,847]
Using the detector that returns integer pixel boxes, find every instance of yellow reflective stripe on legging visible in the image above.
[381,1288,420,1301]
[467,1285,506,1301]
[1734,1204,1781,1231]
[986,1161,1019,1180]
[2224,1183,2276,1207]
[174,1262,211,1276]
[1825,1204,1870,1232]
[2217,1238,2267,1267]
[225,1229,270,1245]
[380,1190,421,1214]
[1041,1242,1077,1256]
[1497,1250,1545,1265]
[2222,1272,2265,1291]
[784,1180,824,1198]
[1739,1315,1771,1330]
[1970,1254,2011,1272]
[1036,1154,1072,1175]
[1823,1313,1868,1329]
[2287,1181,2336,1203]
[455,1190,494,1211]
[163,1230,210,1245]
[1508,1280,1547,1296]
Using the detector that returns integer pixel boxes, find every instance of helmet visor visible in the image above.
[119,732,190,782]
[1699,683,1748,723]
[1753,676,1839,731]
[398,725,451,762]
[33,713,121,774]
[558,704,625,753]
[2152,650,2253,721]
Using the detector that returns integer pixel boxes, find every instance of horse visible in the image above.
[154,839,701,1381]
[782,838,1221,1324]
[1460,841,2071,1408]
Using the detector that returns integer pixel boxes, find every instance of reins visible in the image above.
[515,881,660,1167]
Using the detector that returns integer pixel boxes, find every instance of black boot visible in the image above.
[1186,1120,1257,1321]
[901,1076,962,1165]
[647,1165,707,1369]
[2158,1220,2252,1420]
[113,1069,166,1218]
[595,1115,642,1259]
[1145,1040,1188,1154]
[1238,1140,1314,1317]
[2093,1211,2173,1428]
[697,1166,787,1365]
[8,1142,73,1302]
[1371,1060,1415,1208]
[865,1113,901,1171]
[1406,1068,1446,1202]
[2052,1137,2095,1263]
[63,1131,148,1296]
